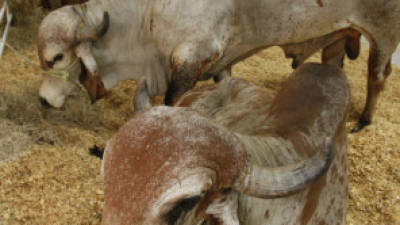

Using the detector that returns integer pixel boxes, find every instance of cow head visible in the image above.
[102,106,334,225]
[37,5,109,108]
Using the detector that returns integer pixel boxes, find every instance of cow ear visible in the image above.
[205,192,240,225]
[74,43,98,75]
[79,62,107,103]
[74,42,107,102]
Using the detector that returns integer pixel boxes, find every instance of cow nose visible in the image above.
[39,97,51,108]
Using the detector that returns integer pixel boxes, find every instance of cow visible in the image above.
[37,0,399,131]
[101,63,350,225]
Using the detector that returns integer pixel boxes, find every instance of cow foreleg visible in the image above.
[134,78,152,113]
[165,41,223,105]
[351,39,395,132]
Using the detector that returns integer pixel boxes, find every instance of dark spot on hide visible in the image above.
[300,175,327,225]
[335,208,344,218]
[330,164,338,180]
[317,0,323,7]
[264,210,270,219]
[150,18,155,33]
[339,176,344,184]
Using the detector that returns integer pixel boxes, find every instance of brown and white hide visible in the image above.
[102,63,350,225]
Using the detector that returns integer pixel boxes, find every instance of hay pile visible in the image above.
[0,10,399,225]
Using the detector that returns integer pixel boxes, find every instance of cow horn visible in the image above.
[233,138,333,198]
[75,11,109,42]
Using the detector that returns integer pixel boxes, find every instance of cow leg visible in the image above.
[165,41,223,105]
[351,39,395,132]
[134,78,152,113]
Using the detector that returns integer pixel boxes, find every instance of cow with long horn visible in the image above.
[101,63,350,225]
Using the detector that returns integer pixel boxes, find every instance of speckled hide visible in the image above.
[102,63,350,225]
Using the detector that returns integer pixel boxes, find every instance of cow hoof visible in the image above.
[350,117,371,133]
[291,59,299,69]
[164,92,174,106]
[89,145,104,159]
[10,11,16,26]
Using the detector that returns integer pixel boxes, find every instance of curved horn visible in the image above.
[75,11,109,42]
[233,138,333,198]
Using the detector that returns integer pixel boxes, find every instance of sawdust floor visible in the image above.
[0,19,399,225]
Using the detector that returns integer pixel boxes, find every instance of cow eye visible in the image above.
[164,196,202,225]
[53,53,64,63]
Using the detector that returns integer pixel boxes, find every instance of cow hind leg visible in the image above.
[165,41,223,105]
[351,37,395,132]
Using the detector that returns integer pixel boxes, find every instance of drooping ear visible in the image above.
[79,69,107,103]
[74,42,107,103]
[74,42,97,75]
[78,59,107,103]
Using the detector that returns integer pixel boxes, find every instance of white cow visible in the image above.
[101,63,350,225]
[37,0,399,131]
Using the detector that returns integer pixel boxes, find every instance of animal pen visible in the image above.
[0,1,399,224]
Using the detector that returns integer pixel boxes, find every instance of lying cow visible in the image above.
[37,0,399,131]
[101,63,350,225]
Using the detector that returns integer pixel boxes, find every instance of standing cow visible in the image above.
[40,0,88,9]
[37,0,399,131]
[101,63,350,225]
